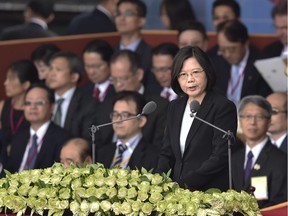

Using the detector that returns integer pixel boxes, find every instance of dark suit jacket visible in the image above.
[157,91,238,191]
[0,22,57,40]
[279,135,287,153]
[66,8,116,35]
[4,122,72,174]
[63,88,98,141]
[231,140,287,208]
[88,91,168,150]
[97,137,159,170]
[210,46,273,99]
[260,40,284,59]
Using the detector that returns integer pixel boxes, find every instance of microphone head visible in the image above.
[190,100,200,113]
[141,101,157,115]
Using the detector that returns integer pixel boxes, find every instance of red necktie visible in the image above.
[94,87,100,102]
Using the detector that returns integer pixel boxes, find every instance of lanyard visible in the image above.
[9,106,24,134]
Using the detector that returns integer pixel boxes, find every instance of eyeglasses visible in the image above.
[109,75,134,84]
[24,100,48,107]
[177,69,204,80]
[239,114,269,121]
[272,108,287,115]
[110,111,136,120]
[115,10,138,17]
[218,46,238,55]
[151,66,171,73]
[85,63,106,71]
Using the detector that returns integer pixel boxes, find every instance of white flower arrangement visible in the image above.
[0,163,261,216]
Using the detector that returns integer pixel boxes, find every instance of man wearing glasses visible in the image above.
[97,91,159,170]
[266,92,287,153]
[232,95,287,208]
[210,20,272,106]
[114,0,158,92]
[3,84,71,174]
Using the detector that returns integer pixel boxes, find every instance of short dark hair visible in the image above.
[31,44,60,65]
[50,51,84,83]
[110,50,142,75]
[212,0,241,18]
[271,1,287,18]
[25,82,55,104]
[152,42,179,58]
[117,0,147,17]
[83,39,114,63]
[171,46,216,96]
[113,91,146,115]
[238,95,272,119]
[160,0,196,30]
[177,20,208,41]
[26,0,54,19]
[8,59,40,84]
[216,20,248,44]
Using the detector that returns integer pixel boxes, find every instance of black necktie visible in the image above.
[25,134,38,170]
[53,98,64,126]
[111,143,127,167]
[244,151,254,183]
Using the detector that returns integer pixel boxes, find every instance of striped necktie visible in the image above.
[111,143,127,168]
[24,134,38,170]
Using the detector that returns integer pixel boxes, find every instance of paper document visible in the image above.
[254,57,287,92]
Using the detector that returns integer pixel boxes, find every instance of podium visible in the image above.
[261,202,288,216]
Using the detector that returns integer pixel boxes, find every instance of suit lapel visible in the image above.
[184,92,214,153]
[128,139,145,167]
[64,89,79,128]
[232,148,246,190]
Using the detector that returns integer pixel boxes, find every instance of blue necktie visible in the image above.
[25,134,38,170]
[244,151,254,183]
[111,143,127,168]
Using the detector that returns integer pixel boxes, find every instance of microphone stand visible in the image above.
[190,112,235,190]
[90,114,142,164]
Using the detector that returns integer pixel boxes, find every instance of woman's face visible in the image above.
[177,57,207,103]
[4,70,28,98]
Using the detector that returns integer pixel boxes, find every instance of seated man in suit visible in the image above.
[66,0,117,35]
[46,51,97,141]
[97,91,159,170]
[90,50,168,150]
[115,0,159,92]
[0,0,57,40]
[210,20,272,106]
[60,138,92,168]
[266,92,287,153]
[261,1,287,58]
[81,39,116,103]
[232,95,287,208]
[151,42,178,101]
[207,0,240,57]
[4,83,72,174]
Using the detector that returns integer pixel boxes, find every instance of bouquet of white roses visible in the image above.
[0,163,261,216]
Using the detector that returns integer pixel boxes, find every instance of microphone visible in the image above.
[190,100,200,117]
[189,100,235,190]
[89,101,157,163]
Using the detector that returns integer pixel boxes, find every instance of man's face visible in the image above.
[240,103,271,147]
[60,144,83,168]
[178,30,207,51]
[213,5,237,30]
[46,57,77,95]
[24,87,53,126]
[110,57,142,92]
[111,100,145,142]
[266,93,287,136]
[115,2,145,34]
[83,52,110,84]
[274,14,288,45]
[218,32,247,65]
[152,54,173,88]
